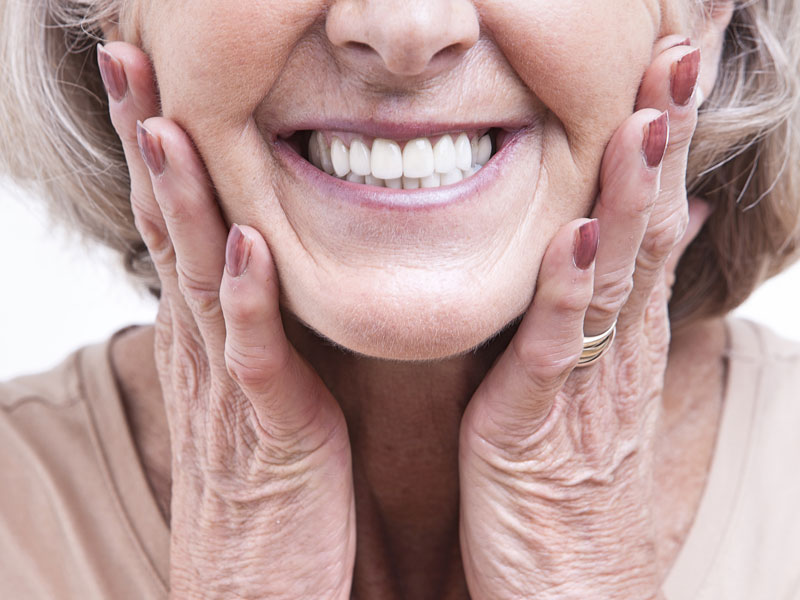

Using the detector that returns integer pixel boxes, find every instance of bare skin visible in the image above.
[111,312,726,597]
[97,1,737,596]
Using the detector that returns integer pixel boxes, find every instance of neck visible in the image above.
[283,317,516,598]
[110,315,726,599]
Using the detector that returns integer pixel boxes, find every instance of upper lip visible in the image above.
[272,118,535,142]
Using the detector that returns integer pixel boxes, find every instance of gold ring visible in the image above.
[576,321,617,367]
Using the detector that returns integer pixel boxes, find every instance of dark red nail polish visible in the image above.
[226,224,250,277]
[574,220,599,270]
[670,48,701,106]
[642,111,669,168]
[136,121,165,176]
[97,44,128,102]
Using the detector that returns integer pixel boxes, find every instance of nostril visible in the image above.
[346,41,374,54]
[433,44,462,62]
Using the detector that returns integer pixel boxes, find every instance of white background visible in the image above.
[2,177,800,380]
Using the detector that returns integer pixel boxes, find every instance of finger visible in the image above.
[220,226,342,439]
[99,44,201,345]
[624,46,701,320]
[462,219,597,444]
[581,109,667,337]
[650,34,692,59]
[664,196,712,288]
[137,117,229,366]
[98,43,162,233]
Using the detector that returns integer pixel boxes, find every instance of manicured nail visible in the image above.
[136,121,165,176]
[642,111,669,168]
[670,48,701,106]
[226,224,251,277]
[574,219,599,270]
[97,44,128,102]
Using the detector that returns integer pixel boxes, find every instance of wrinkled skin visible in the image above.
[100,0,733,597]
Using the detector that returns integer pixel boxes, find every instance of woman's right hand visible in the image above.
[98,42,355,599]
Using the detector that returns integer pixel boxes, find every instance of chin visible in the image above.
[286,276,531,361]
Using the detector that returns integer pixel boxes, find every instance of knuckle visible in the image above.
[592,271,634,318]
[641,214,686,262]
[134,213,174,263]
[224,342,287,389]
[551,286,592,315]
[223,286,263,324]
[157,192,191,225]
[176,265,221,320]
[172,341,210,399]
[512,336,578,389]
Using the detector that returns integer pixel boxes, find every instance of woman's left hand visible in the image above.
[459,38,706,600]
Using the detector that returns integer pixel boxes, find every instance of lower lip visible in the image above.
[273,131,527,212]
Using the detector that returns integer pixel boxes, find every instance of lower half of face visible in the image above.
[144,0,671,360]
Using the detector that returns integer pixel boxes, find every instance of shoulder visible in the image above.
[0,336,169,599]
[707,318,800,598]
[725,317,800,402]
[0,350,83,412]
[664,318,800,599]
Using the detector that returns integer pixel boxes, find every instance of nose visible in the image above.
[326,0,480,78]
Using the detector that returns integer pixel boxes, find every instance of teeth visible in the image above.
[402,138,435,178]
[420,172,441,188]
[309,132,323,170]
[365,174,384,187]
[433,134,456,174]
[307,130,497,188]
[454,133,472,171]
[350,139,371,176]
[402,176,420,189]
[312,131,335,174]
[476,135,492,166]
[331,137,350,177]
[346,172,365,183]
[441,168,463,186]
[371,138,403,180]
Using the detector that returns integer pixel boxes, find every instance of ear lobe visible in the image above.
[695,0,735,104]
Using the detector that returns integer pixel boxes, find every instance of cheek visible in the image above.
[480,0,657,219]
[483,0,656,137]
[144,0,323,126]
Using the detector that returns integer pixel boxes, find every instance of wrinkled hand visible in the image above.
[459,37,707,600]
[98,42,355,599]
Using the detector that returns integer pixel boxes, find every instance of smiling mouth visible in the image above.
[282,128,507,189]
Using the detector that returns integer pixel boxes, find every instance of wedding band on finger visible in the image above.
[576,321,617,367]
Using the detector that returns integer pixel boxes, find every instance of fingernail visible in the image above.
[670,48,701,106]
[136,121,165,176]
[226,224,251,277]
[642,111,669,168]
[97,44,128,102]
[574,219,599,270]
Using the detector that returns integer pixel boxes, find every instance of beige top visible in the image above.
[1,319,798,599]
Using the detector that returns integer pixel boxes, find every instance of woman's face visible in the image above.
[132,0,697,360]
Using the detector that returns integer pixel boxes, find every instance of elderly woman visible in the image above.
[1,0,800,598]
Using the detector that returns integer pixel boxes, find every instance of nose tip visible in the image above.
[326,0,479,78]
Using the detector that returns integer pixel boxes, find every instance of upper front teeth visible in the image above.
[308,131,493,189]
